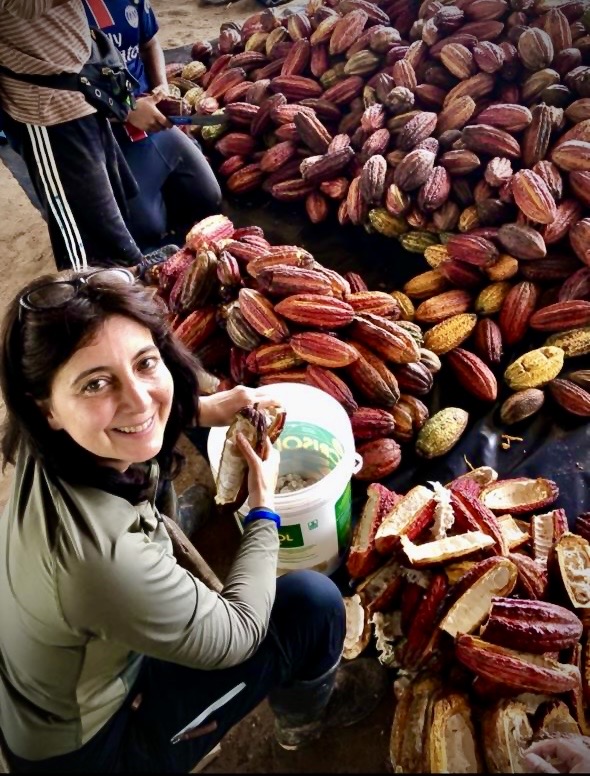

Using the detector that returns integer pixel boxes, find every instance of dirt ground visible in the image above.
[0,0,394,772]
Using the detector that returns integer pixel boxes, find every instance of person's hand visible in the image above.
[236,433,280,511]
[523,736,590,773]
[198,385,282,428]
[127,93,171,133]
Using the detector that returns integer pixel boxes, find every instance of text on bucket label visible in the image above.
[273,421,345,468]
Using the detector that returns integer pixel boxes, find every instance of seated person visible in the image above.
[83,0,223,251]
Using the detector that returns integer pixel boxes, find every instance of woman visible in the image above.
[0,268,384,773]
[83,0,223,251]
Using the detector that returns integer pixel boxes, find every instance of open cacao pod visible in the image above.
[214,403,286,513]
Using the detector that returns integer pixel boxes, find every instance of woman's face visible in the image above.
[41,315,174,471]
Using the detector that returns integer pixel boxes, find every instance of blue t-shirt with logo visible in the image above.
[83,0,158,95]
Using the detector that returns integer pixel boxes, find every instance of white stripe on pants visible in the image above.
[26,124,87,271]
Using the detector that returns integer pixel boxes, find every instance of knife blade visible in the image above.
[168,112,228,127]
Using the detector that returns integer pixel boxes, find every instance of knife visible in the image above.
[168,112,228,126]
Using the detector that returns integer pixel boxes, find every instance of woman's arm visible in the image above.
[60,517,280,670]
[161,514,223,593]
[57,436,280,670]
[139,34,168,94]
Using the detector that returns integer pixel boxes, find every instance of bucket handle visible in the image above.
[352,452,363,475]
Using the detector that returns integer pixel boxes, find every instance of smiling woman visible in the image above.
[1,266,198,484]
[42,315,174,471]
[0,267,373,774]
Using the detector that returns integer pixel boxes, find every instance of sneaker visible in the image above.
[135,243,179,281]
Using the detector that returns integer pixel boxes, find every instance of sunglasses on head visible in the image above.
[19,268,135,316]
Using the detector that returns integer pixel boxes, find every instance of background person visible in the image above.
[83,0,223,251]
[0,0,145,270]
[0,267,385,773]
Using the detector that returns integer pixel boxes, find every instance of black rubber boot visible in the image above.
[268,658,390,751]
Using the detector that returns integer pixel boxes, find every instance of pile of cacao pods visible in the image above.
[342,466,590,772]
[160,0,590,423]
[146,213,589,482]
[167,0,590,262]
[148,214,436,480]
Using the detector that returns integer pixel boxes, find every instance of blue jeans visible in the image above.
[6,571,346,773]
[112,125,222,252]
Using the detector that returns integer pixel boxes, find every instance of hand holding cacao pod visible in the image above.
[214,403,285,514]
[198,384,284,427]
[236,433,280,512]
[128,93,173,133]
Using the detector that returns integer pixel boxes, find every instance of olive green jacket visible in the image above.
[0,446,278,760]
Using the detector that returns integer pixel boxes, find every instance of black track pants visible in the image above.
[2,112,143,271]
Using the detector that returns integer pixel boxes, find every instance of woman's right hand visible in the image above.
[236,433,280,512]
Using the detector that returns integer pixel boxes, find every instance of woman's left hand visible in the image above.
[198,385,282,428]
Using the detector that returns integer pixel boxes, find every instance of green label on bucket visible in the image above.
[335,482,352,551]
[274,421,345,468]
[266,418,354,575]
[278,524,304,548]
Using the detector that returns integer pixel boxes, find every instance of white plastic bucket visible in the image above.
[207,383,362,576]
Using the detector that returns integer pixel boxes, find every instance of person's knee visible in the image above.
[214,186,223,211]
[272,571,346,679]
[275,570,345,623]
[205,177,222,213]
[209,192,223,215]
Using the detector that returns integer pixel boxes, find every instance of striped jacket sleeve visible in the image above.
[0,0,94,126]
[0,1,55,20]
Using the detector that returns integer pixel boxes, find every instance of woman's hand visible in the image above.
[198,385,282,428]
[127,93,171,133]
[236,433,280,511]
[523,737,590,773]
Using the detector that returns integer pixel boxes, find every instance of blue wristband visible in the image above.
[243,507,281,528]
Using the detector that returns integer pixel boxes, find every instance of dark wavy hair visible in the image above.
[0,269,201,482]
